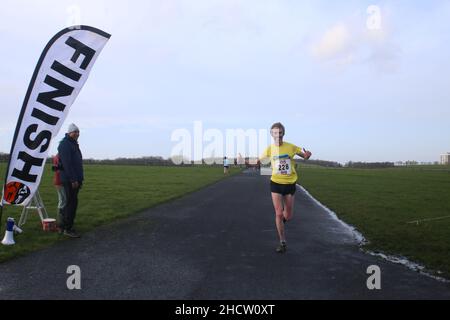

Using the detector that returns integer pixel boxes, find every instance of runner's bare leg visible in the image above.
[283,194,295,222]
[272,193,285,242]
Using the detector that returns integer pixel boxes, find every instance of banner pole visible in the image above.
[0,182,4,233]
[0,202,4,234]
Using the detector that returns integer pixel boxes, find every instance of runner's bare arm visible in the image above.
[259,154,271,165]
[297,148,312,160]
[259,148,271,165]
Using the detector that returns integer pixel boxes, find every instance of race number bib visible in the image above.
[275,158,292,175]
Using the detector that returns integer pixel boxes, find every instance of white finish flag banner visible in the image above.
[2,26,110,206]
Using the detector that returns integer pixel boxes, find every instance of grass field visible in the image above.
[2,162,450,279]
[0,164,240,262]
[298,164,450,278]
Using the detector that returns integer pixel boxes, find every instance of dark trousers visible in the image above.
[60,182,80,231]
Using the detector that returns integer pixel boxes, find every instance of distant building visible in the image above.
[441,153,450,165]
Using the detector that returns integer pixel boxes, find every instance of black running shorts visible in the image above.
[270,180,296,196]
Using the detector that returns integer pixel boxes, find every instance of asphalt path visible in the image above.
[1,169,449,299]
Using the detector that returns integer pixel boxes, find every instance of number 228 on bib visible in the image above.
[275,158,291,175]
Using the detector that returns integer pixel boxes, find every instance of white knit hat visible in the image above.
[67,123,80,133]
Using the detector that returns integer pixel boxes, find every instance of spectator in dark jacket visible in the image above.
[57,123,83,238]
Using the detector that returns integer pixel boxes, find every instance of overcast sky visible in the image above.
[1,0,449,163]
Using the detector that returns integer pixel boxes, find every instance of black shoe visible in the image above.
[63,230,81,238]
[276,242,287,253]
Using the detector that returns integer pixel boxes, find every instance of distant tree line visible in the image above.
[344,161,395,169]
[296,159,342,168]
[0,153,226,166]
[0,152,435,169]
[0,153,183,166]
[78,156,231,167]
[0,152,9,162]
[82,156,177,166]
